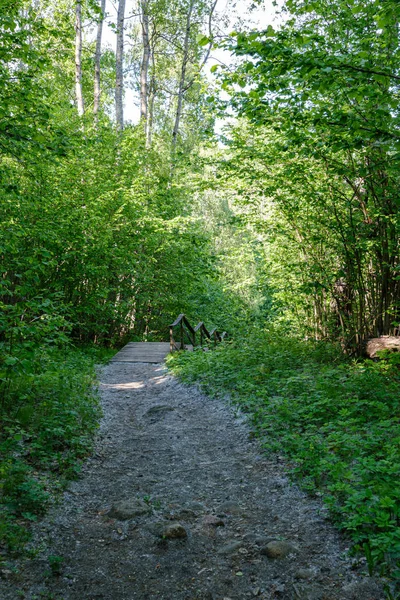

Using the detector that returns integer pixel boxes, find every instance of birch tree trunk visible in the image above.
[115,0,126,130]
[93,0,106,124]
[171,0,218,152]
[172,0,194,152]
[140,0,150,127]
[75,0,85,116]
[146,53,156,148]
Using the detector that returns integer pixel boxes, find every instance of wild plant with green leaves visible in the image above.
[0,347,103,556]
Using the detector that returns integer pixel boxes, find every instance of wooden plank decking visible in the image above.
[111,342,171,363]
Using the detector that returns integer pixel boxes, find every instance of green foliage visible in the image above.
[187,186,272,332]
[169,332,400,587]
[0,0,235,349]
[48,554,64,576]
[0,347,101,557]
[220,0,400,350]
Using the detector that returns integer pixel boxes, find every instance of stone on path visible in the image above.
[261,540,298,559]
[202,515,225,527]
[108,498,151,520]
[145,405,175,418]
[161,523,188,539]
[218,501,243,515]
[217,541,243,555]
[146,521,188,539]
[295,568,314,580]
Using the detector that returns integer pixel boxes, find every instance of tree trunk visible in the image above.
[172,0,194,153]
[145,48,156,147]
[115,0,126,130]
[140,0,150,126]
[147,72,156,147]
[93,0,106,124]
[75,0,85,116]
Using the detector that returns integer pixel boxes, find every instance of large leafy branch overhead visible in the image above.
[217,0,400,349]
[222,0,400,153]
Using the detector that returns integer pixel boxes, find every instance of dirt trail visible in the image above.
[0,362,384,600]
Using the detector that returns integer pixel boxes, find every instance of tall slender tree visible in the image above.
[75,0,85,116]
[171,0,218,152]
[172,0,194,153]
[140,0,150,126]
[94,0,106,123]
[146,46,157,147]
[115,0,126,129]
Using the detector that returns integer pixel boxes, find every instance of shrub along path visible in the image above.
[0,361,384,599]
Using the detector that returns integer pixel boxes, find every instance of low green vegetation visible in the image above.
[0,346,110,559]
[168,333,400,586]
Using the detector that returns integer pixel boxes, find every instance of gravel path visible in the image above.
[0,362,384,599]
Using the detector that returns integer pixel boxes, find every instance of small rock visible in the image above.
[295,568,313,580]
[261,540,297,559]
[108,499,151,520]
[186,501,206,514]
[146,521,165,536]
[218,501,242,515]
[251,588,260,597]
[217,541,243,555]
[202,515,225,527]
[162,523,187,539]
[145,405,175,419]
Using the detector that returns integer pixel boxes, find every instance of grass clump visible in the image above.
[0,346,106,558]
[168,331,400,588]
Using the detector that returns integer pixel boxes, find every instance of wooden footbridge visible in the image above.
[111,314,226,363]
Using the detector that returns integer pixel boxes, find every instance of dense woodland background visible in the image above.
[0,0,399,593]
[2,0,400,351]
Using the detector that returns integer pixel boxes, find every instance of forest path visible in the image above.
[2,362,384,600]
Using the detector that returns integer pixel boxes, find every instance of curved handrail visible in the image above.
[170,314,185,327]
[170,313,195,334]
[169,314,226,352]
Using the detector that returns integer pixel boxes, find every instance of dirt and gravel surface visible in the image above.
[0,361,385,600]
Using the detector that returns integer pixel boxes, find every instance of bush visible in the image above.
[0,346,105,557]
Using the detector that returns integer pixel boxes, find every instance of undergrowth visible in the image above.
[168,331,400,593]
[0,345,111,560]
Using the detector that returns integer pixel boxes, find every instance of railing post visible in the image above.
[170,326,174,353]
[180,320,184,350]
